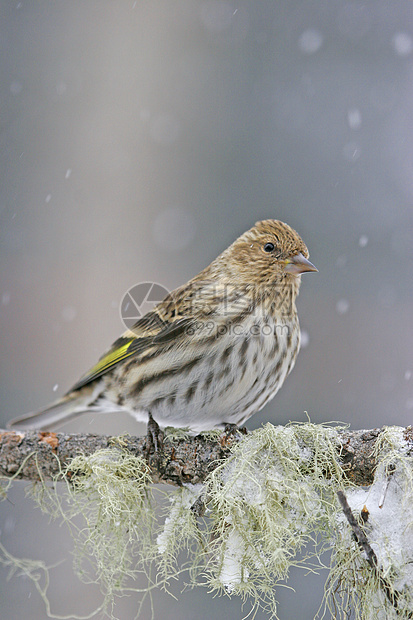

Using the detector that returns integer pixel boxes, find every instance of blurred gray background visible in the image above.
[1,1,412,618]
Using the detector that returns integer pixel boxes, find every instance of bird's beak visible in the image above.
[284,253,318,275]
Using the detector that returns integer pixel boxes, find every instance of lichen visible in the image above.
[155,483,205,585]
[203,422,347,617]
[163,426,190,441]
[28,447,155,618]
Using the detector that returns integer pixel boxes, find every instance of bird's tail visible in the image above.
[7,386,99,431]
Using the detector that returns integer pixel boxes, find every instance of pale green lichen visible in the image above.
[203,422,348,617]
[107,433,131,448]
[198,428,223,441]
[66,449,153,590]
[163,426,190,441]
[0,541,58,617]
[27,447,156,618]
[154,484,205,585]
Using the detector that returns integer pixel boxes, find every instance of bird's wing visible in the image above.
[68,310,193,392]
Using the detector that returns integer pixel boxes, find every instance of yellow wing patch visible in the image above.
[67,312,192,393]
[69,338,137,392]
[87,340,134,377]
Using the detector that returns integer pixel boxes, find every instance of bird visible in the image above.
[8,219,317,434]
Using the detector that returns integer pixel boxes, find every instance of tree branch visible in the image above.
[0,425,412,486]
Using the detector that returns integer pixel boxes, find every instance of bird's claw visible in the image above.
[224,423,248,436]
[220,423,248,448]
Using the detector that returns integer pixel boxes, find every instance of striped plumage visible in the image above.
[9,220,317,433]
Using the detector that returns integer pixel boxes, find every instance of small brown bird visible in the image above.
[9,220,317,433]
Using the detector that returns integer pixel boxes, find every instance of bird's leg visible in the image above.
[146,412,164,461]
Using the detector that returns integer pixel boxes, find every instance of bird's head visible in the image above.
[215,219,317,290]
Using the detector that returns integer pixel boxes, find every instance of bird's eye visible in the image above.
[263,242,275,253]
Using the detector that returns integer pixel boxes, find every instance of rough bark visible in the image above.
[0,426,412,486]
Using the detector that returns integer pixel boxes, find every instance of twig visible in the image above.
[337,489,413,618]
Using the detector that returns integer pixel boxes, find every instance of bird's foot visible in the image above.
[223,423,248,436]
[146,413,164,467]
[220,423,248,448]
